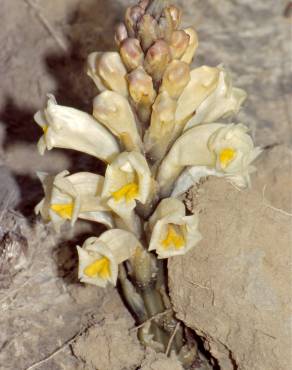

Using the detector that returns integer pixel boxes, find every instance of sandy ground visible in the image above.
[0,1,291,369]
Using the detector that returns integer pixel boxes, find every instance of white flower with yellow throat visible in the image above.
[148,198,202,259]
[77,229,142,287]
[35,170,114,232]
[102,151,153,236]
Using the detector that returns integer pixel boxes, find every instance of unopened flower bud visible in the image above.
[93,91,143,151]
[144,40,171,83]
[166,5,182,29]
[115,23,128,47]
[128,67,156,105]
[137,14,159,51]
[87,52,128,96]
[125,5,145,37]
[180,27,199,64]
[161,60,190,99]
[169,30,190,59]
[120,38,144,71]
[158,7,174,42]
[146,0,168,19]
[139,0,150,10]
[144,91,177,160]
[128,67,157,123]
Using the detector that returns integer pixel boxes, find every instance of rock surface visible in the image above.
[140,350,183,370]
[169,146,292,370]
[72,315,144,370]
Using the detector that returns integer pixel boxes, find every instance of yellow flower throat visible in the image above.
[112,182,139,202]
[162,225,185,249]
[51,203,73,219]
[219,148,236,168]
[84,257,110,279]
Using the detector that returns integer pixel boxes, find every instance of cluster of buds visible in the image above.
[34,0,261,359]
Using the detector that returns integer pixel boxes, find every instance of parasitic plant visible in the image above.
[34,0,261,367]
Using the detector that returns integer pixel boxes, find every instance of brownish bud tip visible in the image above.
[158,6,174,42]
[180,27,199,64]
[115,23,128,47]
[144,40,171,83]
[166,6,182,29]
[169,30,190,59]
[125,5,145,37]
[139,0,150,10]
[146,0,170,19]
[137,14,159,51]
[120,38,144,71]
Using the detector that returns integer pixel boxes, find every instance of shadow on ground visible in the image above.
[0,0,123,218]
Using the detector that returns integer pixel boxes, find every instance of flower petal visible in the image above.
[35,95,120,162]
[93,91,143,151]
[184,68,247,129]
[171,166,223,198]
[180,27,199,64]
[157,123,224,196]
[175,66,220,123]
[87,52,128,96]
[147,198,202,259]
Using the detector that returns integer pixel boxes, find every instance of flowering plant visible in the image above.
[34,0,261,366]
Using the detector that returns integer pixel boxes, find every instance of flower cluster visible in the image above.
[35,0,261,289]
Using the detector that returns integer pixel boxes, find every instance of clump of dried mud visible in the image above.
[169,145,292,370]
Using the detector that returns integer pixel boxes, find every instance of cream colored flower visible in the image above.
[34,95,120,162]
[93,91,143,152]
[208,123,262,187]
[184,67,247,130]
[144,91,177,161]
[102,151,153,236]
[35,170,114,232]
[87,52,128,96]
[175,66,220,124]
[157,123,261,196]
[157,123,222,195]
[77,229,142,287]
[148,198,201,259]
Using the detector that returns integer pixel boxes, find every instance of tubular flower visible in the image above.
[34,95,120,162]
[35,170,114,232]
[87,52,128,96]
[208,123,262,187]
[184,67,247,130]
[175,66,221,124]
[101,151,153,235]
[157,123,261,196]
[148,198,201,259]
[77,229,142,287]
[93,91,143,152]
[144,91,177,160]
